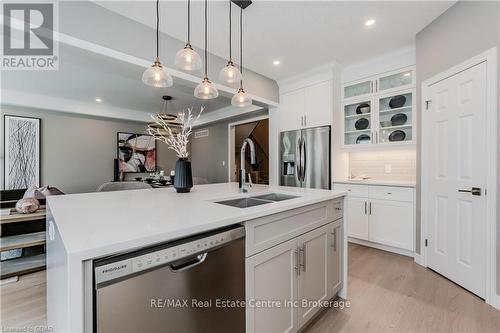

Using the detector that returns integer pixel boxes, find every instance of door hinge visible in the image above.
[425,100,432,110]
[425,239,428,247]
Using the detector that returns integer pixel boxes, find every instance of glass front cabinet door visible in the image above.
[377,68,414,94]
[377,91,414,144]
[343,80,372,100]
[343,99,372,146]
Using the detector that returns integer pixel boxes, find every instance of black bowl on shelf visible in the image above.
[389,95,406,109]
[355,118,369,130]
[389,130,406,142]
[355,103,370,114]
[356,134,371,144]
[390,113,408,126]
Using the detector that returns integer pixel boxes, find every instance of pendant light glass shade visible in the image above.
[219,61,242,84]
[231,87,252,107]
[142,58,173,87]
[142,0,173,88]
[195,0,218,100]
[194,77,219,99]
[175,44,202,71]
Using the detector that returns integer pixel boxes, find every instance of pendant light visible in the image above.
[231,4,252,107]
[194,0,218,99]
[142,0,173,88]
[174,0,202,71]
[218,1,242,84]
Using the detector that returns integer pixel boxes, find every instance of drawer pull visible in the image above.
[335,207,341,211]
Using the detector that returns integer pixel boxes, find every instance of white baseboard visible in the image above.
[348,237,414,258]
[413,252,426,267]
[487,293,500,311]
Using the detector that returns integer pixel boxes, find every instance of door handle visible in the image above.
[169,253,207,272]
[299,244,306,272]
[296,137,302,181]
[369,202,372,215]
[458,187,481,196]
[365,201,367,215]
[301,139,307,181]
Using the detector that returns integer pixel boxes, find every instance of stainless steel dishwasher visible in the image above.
[93,225,245,333]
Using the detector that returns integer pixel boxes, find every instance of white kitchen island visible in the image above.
[46,183,347,332]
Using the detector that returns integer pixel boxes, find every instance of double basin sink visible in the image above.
[215,193,298,208]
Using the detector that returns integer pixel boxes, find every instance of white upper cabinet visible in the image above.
[341,66,416,148]
[304,80,333,128]
[280,80,332,132]
[280,89,305,132]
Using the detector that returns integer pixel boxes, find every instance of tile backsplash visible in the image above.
[349,150,416,181]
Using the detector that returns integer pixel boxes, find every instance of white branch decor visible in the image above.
[147,107,204,158]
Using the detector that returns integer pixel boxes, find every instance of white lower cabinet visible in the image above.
[246,220,342,333]
[346,197,369,240]
[369,199,413,251]
[334,183,415,253]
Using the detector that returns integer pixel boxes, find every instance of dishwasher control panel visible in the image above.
[94,226,244,285]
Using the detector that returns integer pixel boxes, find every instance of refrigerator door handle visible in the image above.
[300,138,307,181]
[295,137,302,182]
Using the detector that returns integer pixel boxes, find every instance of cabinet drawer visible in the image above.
[332,198,343,221]
[333,183,369,198]
[368,186,414,202]
[245,200,334,257]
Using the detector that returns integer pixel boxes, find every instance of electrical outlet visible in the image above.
[385,164,392,174]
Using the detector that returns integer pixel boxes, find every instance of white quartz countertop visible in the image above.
[47,183,346,260]
[334,179,416,188]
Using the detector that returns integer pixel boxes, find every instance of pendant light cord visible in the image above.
[187,0,191,44]
[239,5,243,88]
[204,0,208,76]
[156,0,159,58]
[229,0,232,61]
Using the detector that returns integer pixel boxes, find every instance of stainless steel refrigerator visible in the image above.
[280,126,331,189]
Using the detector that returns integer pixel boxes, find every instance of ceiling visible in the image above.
[2,43,233,117]
[96,0,455,80]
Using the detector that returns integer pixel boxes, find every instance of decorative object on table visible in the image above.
[15,197,40,214]
[170,170,175,184]
[380,121,392,128]
[135,177,143,182]
[147,107,204,193]
[389,95,406,109]
[113,158,120,182]
[356,134,371,144]
[389,130,406,142]
[355,103,370,114]
[145,178,154,184]
[3,115,41,190]
[390,113,408,126]
[117,132,157,173]
[354,118,369,130]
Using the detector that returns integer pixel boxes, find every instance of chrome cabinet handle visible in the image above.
[376,80,378,92]
[458,187,481,196]
[369,202,372,215]
[333,229,337,251]
[365,201,367,214]
[169,253,207,272]
[294,249,299,275]
[299,244,306,272]
[370,81,373,93]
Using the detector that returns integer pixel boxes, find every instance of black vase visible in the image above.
[174,158,193,193]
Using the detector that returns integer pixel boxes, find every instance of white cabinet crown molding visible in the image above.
[278,62,340,94]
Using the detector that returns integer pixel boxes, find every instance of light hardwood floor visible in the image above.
[303,244,500,333]
[1,244,499,332]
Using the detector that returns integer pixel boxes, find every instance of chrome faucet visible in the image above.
[240,138,256,193]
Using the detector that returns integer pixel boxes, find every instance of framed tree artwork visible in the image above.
[3,115,41,190]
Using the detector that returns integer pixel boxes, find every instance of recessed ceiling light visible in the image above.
[365,19,375,27]
[95,97,103,103]
[272,60,281,66]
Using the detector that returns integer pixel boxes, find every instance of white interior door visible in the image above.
[424,62,487,298]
